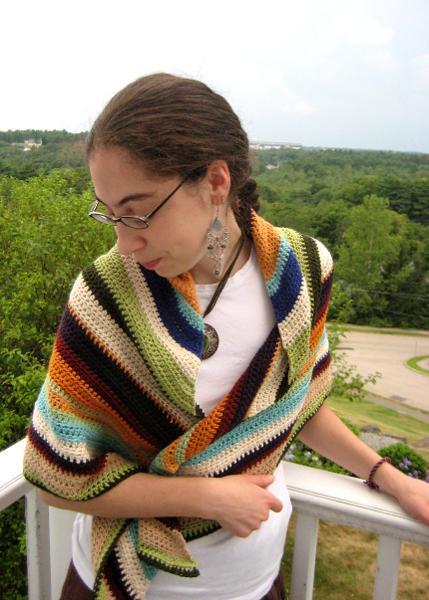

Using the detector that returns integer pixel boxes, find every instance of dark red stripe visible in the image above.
[28,425,108,475]
[103,552,133,600]
[312,351,332,379]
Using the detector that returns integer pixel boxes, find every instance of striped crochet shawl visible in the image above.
[24,212,333,599]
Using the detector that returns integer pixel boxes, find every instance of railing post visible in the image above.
[290,513,319,600]
[25,488,52,600]
[373,535,401,600]
[49,507,76,599]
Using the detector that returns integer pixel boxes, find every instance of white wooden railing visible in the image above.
[1,438,429,600]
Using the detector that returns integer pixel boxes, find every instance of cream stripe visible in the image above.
[69,274,195,431]
[246,351,288,418]
[278,278,311,349]
[314,238,334,282]
[116,529,151,600]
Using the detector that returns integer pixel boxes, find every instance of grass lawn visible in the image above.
[406,355,429,376]
[326,394,429,461]
[328,323,429,338]
[281,514,429,599]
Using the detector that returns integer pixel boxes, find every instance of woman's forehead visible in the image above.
[90,147,178,187]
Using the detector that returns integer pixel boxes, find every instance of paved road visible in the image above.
[337,330,429,412]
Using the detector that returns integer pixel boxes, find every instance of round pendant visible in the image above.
[202,324,219,360]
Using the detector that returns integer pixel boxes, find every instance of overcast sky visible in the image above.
[2,0,428,152]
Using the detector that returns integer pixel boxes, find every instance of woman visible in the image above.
[23,73,429,600]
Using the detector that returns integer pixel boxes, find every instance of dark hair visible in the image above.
[86,73,259,232]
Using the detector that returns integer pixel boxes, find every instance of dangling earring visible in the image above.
[206,204,229,278]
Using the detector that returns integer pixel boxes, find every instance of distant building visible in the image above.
[250,141,302,150]
[23,139,42,151]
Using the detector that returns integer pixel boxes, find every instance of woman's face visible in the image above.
[89,146,232,281]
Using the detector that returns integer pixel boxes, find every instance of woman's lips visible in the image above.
[141,258,161,270]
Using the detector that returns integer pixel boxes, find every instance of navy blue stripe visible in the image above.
[270,248,303,324]
[141,267,203,356]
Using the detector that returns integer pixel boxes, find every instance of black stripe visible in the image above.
[58,308,185,449]
[303,235,322,326]
[82,264,134,340]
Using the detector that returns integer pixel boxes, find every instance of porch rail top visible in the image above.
[283,461,429,546]
[0,438,32,511]
[1,437,429,548]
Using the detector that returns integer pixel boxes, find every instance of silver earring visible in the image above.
[207,205,229,277]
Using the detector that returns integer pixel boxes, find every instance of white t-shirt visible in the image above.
[72,245,293,599]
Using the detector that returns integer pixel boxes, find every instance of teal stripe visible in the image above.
[36,385,136,460]
[174,290,204,331]
[266,237,291,297]
[128,520,157,581]
[182,374,312,468]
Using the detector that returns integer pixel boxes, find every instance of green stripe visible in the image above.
[95,249,197,415]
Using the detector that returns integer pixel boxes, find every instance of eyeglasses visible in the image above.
[88,174,190,229]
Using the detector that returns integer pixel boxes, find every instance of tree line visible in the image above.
[0,129,87,179]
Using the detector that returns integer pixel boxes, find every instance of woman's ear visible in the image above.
[206,160,231,204]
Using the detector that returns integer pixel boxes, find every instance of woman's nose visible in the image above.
[115,223,147,256]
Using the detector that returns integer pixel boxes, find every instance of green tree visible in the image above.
[0,170,114,599]
[335,195,402,322]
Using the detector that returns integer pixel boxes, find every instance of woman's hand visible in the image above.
[393,476,429,526]
[373,462,429,527]
[204,474,283,537]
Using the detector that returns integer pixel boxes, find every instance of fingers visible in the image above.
[242,474,275,488]
[240,474,284,513]
[270,495,283,513]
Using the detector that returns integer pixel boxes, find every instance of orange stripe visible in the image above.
[251,215,280,281]
[162,439,182,473]
[310,306,328,350]
[48,348,156,455]
[184,399,227,461]
[168,271,201,313]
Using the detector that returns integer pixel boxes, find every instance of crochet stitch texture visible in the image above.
[23,212,333,599]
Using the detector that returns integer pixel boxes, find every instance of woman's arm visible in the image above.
[38,471,283,538]
[297,404,429,525]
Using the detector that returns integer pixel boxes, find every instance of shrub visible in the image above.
[379,443,429,481]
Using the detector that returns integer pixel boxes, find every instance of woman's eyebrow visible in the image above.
[95,192,155,208]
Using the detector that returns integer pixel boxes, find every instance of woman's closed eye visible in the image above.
[99,202,138,218]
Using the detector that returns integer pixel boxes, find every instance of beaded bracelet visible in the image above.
[364,457,392,490]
